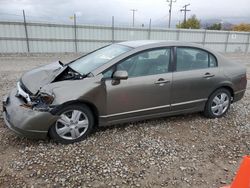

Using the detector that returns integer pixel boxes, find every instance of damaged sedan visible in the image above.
[3,41,247,144]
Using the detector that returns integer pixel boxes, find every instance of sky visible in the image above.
[0,0,249,27]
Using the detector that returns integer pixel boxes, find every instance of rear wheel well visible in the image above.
[208,86,234,102]
[204,87,232,118]
[51,100,99,128]
[220,86,234,99]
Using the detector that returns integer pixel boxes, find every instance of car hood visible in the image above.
[21,61,66,94]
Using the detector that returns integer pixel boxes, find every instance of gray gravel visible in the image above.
[0,53,250,188]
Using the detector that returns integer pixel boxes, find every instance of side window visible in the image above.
[209,54,217,67]
[117,48,170,77]
[176,48,209,71]
[102,68,114,78]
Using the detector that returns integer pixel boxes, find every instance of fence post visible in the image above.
[225,31,230,53]
[177,29,180,40]
[202,29,207,46]
[112,16,115,43]
[148,18,151,40]
[245,32,250,55]
[74,14,77,52]
[22,10,30,53]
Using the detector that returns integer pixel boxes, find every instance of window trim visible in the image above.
[102,46,174,79]
[173,46,218,72]
[208,53,217,68]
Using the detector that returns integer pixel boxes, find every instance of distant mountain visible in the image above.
[201,19,222,27]
[201,19,234,30]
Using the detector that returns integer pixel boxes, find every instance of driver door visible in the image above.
[102,48,173,123]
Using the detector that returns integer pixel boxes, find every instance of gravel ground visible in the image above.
[0,53,250,188]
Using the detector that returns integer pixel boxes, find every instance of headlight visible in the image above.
[39,93,54,105]
[32,92,55,111]
[17,81,31,104]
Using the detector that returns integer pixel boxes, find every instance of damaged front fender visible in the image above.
[42,74,106,115]
[3,89,59,138]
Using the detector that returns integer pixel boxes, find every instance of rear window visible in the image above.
[176,47,217,71]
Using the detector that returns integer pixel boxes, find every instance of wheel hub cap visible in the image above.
[55,110,89,140]
[211,93,229,116]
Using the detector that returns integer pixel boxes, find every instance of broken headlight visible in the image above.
[39,93,54,104]
[32,93,55,111]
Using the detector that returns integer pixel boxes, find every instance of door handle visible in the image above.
[154,78,170,85]
[203,72,215,78]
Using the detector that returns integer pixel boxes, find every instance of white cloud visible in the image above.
[0,0,249,25]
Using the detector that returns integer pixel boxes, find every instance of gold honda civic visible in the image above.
[3,41,247,144]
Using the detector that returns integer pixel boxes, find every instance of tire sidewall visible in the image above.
[49,104,94,144]
[205,89,231,118]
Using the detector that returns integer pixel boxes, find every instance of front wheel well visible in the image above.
[50,100,99,128]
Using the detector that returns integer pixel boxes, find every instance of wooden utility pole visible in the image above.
[180,4,191,24]
[167,0,176,28]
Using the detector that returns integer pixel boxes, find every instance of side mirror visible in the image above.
[113,70,128,80]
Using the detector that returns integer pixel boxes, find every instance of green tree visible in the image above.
[176,15,201,29]
[206,23,222,30]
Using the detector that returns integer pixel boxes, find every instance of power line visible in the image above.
[166,0,176,28]
[0,12,21,17]
[180,3,191,24]
[130,9,137,27]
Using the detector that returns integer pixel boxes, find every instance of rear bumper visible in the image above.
[2,88,58,139]
[233,89,246,102]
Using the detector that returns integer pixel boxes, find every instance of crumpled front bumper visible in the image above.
[2,88,58,139]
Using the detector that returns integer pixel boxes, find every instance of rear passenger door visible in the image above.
[171,47,220,111]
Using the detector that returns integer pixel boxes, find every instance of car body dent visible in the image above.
[21,61,65,94]
[44,74,106,112]
[3,89,58,138]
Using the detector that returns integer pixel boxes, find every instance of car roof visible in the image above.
[92,40,227,76]
[117,40,222,59]
[118,40,203,48]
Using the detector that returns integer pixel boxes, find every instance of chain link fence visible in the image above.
[0,20,249,54]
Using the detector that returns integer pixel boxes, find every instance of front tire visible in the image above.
[204,88,231,118]
[49,104,94,144]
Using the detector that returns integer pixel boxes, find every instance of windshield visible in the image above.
[69,44,132,75]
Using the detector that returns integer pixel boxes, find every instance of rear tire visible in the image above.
[204,88,231,118]
[49,104,94,144]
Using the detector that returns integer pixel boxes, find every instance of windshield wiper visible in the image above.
[58,60,64,67]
